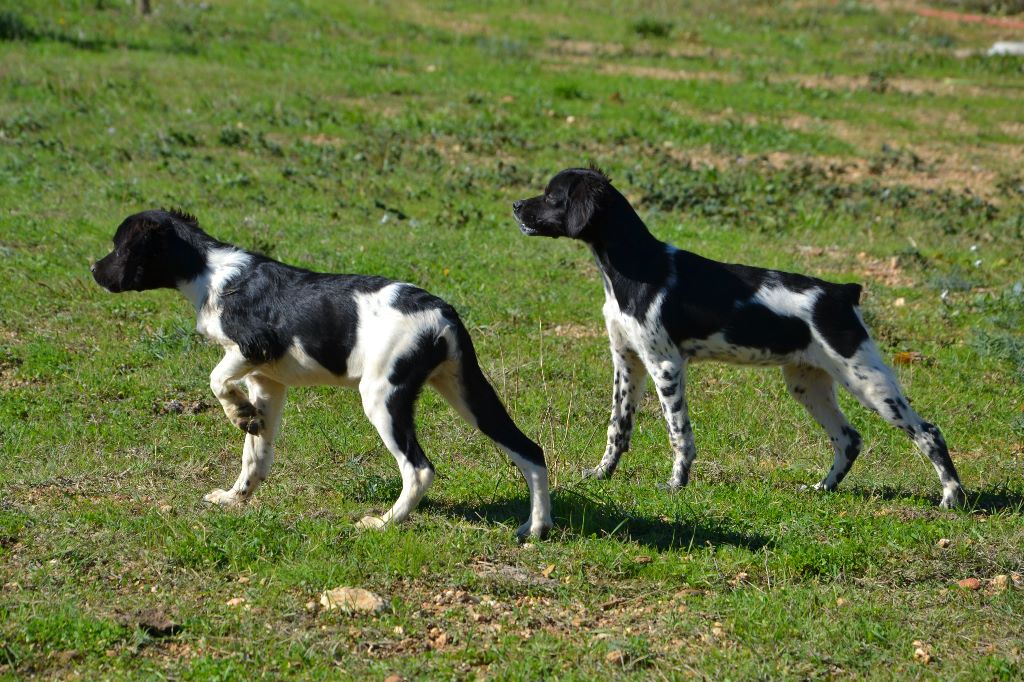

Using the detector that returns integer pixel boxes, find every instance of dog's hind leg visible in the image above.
[430,366,552,541]
[357,375,435,530]
[827,342,966,509]
[356,333,447,531]
[584,347,647,481]
[429,324,552,540]
[782,364,861,491]
[205,375,287,506]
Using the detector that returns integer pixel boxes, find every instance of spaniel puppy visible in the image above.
[513,167,965,509]
[92,209,552,539]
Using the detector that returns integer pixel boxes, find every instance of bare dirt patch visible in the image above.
[396,3,490,36]
[545,49,1011,99]
[471,559,557,587]
[900,108,979,136]
[553,60,739,84]
[999,121,1024,137]
[302,134,345,147]
[783,72,992,98]
[796,245,913,287]
[141,641,201,666]
[545,38,722,60]
[0,366,30,391]
[784,114,1020,193]
[548,323,604,340]
[331,575,723,666]
[669,102,762,128]
[8,472,143,507]
[662,141,1004,198]
[674,106,977,183]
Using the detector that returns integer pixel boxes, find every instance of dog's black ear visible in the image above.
[566,170,609,237]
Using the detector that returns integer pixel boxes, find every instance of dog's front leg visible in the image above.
[205,376,287,506]
[209,348,264,435]
[648,353,696,490]
[584,346,647,480]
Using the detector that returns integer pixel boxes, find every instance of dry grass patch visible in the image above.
[548,323,604,340]
[545,38,722,60]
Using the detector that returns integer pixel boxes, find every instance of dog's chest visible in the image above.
[602,288,675,358]
[196,305,232,345]
[180,248,252,347]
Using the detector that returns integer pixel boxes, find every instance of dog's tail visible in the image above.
[432,311,551,539]
[437,312,546,468]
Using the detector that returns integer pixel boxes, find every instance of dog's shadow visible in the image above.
[841,482,1024,515]
[430,485,770,552]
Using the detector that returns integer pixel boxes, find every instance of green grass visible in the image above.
[2,0,1023,678]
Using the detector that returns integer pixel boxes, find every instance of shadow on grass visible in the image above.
[969,485,1024,514]
[430,484,771,552]
[838,483,1024,515]
[0,10,198,55]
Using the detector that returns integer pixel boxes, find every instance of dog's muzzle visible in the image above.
[91,260,122,292]
[512,202,538,236]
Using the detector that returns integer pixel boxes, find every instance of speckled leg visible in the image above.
[827,342,966,509]
[648,354,694,491]
[783,364,860,491]
[584,346,648,481]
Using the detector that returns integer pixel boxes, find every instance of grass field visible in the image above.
[2,0,1024,678]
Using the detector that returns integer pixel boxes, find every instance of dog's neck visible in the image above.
[585,197,670,288]
[177,244,252,313]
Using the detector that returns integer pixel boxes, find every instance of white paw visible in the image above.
[940,486,967,510]
[516,519,552,542]
[203,488,246,507]
[582,466,610,481]
[356,515,387,531]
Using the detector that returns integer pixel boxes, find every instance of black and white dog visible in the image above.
[91,209,552,539]
[513,167,966,508]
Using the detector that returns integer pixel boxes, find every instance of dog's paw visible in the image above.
[234,415,264,436]
[227,402,264,435]
[356,515,387,531]
[940,486,967,510]
[203,488,246,507]
[582,466,611,481]
[801,481,836,493]
[662,467,690,491]
[516,519,552,543]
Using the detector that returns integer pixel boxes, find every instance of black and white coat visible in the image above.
[91,209,552,539]
[514,167,966,509]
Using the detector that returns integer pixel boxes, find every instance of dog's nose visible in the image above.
[513,200,523,211]
[90,262,97,273]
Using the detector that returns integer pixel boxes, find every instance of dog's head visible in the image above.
[91,209,207,293]
[513,166,612,240]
